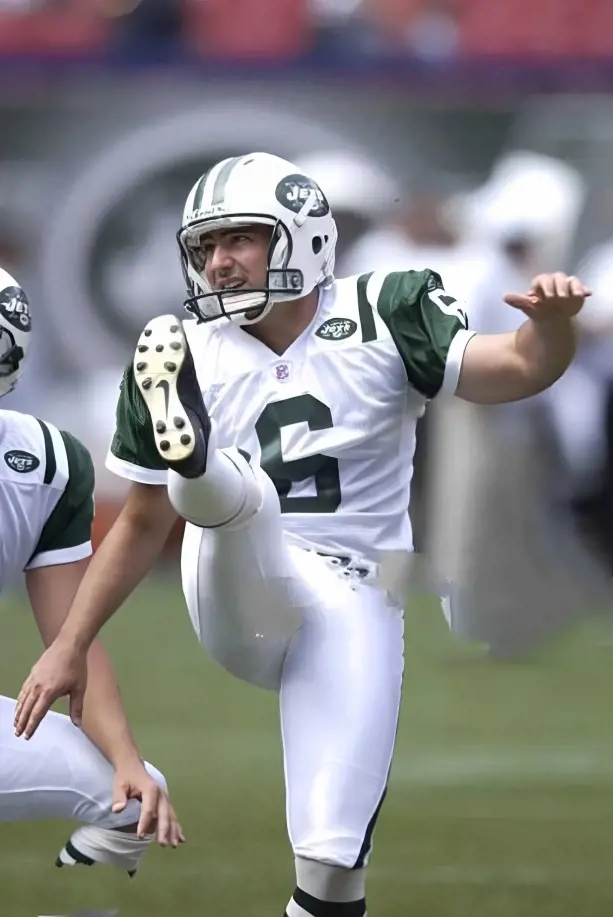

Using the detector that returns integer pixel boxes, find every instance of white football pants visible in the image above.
[0,694,166,827]
[172,450,404,870]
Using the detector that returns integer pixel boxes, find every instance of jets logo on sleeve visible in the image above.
[4,449,40,473]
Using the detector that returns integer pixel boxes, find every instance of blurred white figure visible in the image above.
[295,149,399,263]
[341,184,526,335]
[429,153,610,656]
[545,239,613,497]
[458,151,586,285]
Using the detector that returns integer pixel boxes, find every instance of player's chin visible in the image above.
[244,306,267,321]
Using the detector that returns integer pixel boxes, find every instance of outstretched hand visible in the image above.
[504,272,591,319]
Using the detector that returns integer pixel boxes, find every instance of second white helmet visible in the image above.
[0,266,31,397]
[178,152,338,325]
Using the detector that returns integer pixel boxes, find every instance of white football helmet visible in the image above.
[177,152,338,325]
[0,266,30,397]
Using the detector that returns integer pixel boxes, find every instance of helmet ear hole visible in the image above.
[312,236,323,255]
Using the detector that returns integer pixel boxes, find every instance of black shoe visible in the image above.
[133,315,211,478]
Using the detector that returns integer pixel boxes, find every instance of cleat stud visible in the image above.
[155,344,164,352]
[164,361,177,372]
[138,345,148,353]
[155,421,166,433]
[144,329,152,337]
[170,324,179,333]
[174,417,185,429]
[170,341,181,350]
[141,378,152,390]
[180,434,191,446]
[159,440,170,451]
[136,362,147,371]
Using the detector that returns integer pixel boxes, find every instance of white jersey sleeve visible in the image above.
[27,423,95,569]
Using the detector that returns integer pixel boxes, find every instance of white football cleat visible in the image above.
[55,825,153,877]
[133,314,211,478]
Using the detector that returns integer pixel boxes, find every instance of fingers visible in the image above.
[136,784,160,839]
[569,275,592,298]
[14,683,53,739]
[144,789,185,848]
[112,784,128,814]
[151,791,170,845]
[69,688,85,729]
[134,788,185,848]
[531,273,557,298]
[13,680,32,736]
[505,273,592,315]
[503,293,537,310]
[531,272,591,299]
[156,799,186,849]
[167,804,186,848]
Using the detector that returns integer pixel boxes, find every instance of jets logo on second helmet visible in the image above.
[0,267,31,397]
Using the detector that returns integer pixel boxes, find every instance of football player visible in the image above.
[15,153,590,915]
[0,267,183,874]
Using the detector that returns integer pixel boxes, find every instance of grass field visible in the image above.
[2,573,613,917]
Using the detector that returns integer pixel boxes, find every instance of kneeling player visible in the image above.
[0,267,183,873]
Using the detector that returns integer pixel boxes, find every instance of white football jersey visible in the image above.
[0,410,94,593]
[107,269,474,563]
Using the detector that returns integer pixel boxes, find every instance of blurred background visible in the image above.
[2,1,613,915]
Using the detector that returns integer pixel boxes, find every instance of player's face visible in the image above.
[197,225,272,293]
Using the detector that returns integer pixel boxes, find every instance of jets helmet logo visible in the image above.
[0,286,31,332]
[275,173,330,217]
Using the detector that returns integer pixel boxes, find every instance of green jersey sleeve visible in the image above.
[29,429,94,566]
[108,361,167,475]
[366,269,473,398]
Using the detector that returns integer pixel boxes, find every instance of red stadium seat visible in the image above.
[0,8,109,54]
[458,0,575,56]
[182,0,312,60]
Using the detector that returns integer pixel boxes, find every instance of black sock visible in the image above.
[285,886,366,917]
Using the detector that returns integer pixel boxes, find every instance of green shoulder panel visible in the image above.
[370,269,469,398]
[109,361,167,471]
[33,429,94,556]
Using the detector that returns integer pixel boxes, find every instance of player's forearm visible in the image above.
[513,315,578,396]
[458,315,578,404]
[59,513,173,653]
[77,639,143,768]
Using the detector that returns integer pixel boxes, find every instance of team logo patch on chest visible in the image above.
[315,317,357,341]
[4,449,40,473]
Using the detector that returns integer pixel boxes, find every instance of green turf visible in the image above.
[2,574,613,916]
